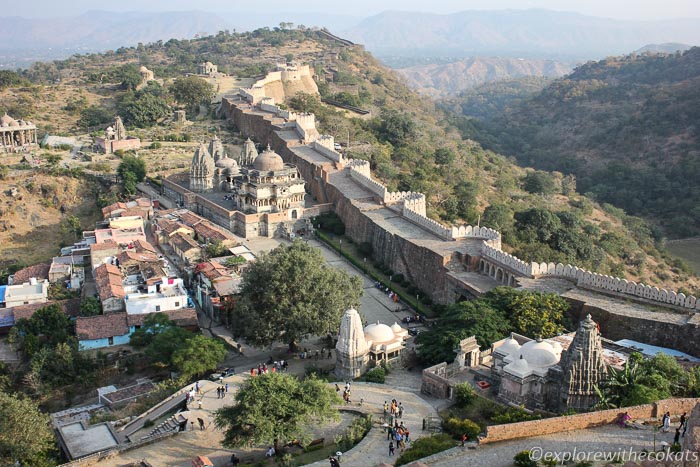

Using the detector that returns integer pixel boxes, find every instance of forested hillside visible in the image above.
[462,48,700,238]
[2,29,697,292]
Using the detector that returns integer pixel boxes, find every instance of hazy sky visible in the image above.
[5,0,699,21]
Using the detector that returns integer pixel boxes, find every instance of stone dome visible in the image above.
[503,355,532,377]
[363,322,396,344]
[216,156,237,170]
[497,336,522,355]
[0,114,17,127]
[391,322,403,334]
[253,145,285,172]
[519,339,560,367]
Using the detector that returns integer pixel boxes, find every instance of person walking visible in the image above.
[674,428,681,445]
[398,402,404,418]
[662,412,671,432]
[197,417,205,430]
[461,433,468,447]
[389,441,395,456]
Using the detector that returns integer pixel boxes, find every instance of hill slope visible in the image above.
[342,9,700,60]
[397,57,570,97]
[5,29,697,293]
[464,48,700,237]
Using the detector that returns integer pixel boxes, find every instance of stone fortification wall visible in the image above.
[311,138,343,163]
[223,76,698,313]
[567,300,700,358]
[482,398,700,444]
[530,261,699,312]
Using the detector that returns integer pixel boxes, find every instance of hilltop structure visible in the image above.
[0,113,38,153]
[94,116,141,154]
[198,61,218,75]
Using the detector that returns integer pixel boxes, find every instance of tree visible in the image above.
[0,391,56,465]
[486,287,568,338]
[62,215,82,240]
[10,304,73,357]
[79,296,102,316]
[170,76,214,111]
[233,241,362,348]
[434,147,456,165]
[117,155,146,183]
[522,170,560,195]
[129,312,175,348]
[215,372,340,453]
[172,335,226,379]
[118,90,171,127]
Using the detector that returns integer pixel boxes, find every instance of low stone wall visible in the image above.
[482,398,700,444]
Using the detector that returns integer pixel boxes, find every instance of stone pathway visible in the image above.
[423,423,681,467]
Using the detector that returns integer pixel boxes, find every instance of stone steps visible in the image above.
[140,413,188,441]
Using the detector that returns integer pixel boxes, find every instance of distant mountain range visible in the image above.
[341,10,700,60]
[397,57,572,97]
[634,43,693,54]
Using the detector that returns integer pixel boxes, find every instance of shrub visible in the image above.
[454,383,476,407]
[363,366,385,384]
[491,407,540,425]
[442,417,480,440]
[395,434,454,466]
[513,450,537,467]
[150,141,162,149]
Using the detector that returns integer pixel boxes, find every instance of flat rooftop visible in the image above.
[59,421,119,459]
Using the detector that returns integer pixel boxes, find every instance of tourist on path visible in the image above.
[389,441,395,456]
[674,428,681,445]
[662,412,671,432]
[197,417,205,430]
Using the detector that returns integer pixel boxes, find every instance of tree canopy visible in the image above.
[117,154,146,195]
[233,241,363,347]
[170,76,215,110]
[214,372,340,452]
[417,287,569,365]
[172,335,227,380]
[0,391,56,466]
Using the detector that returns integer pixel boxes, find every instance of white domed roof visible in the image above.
[253,145,285,172]
[503,355,532,377]
[519,339,560,367]
[363,322,395,344]
[497,336,522,355]
[216,156,237,169]
[391,322,403,333]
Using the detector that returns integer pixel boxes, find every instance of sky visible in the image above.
[5,0,699,21]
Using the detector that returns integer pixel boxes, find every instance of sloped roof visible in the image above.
[12,298,81,321]
[194,222,235,242]
[76,313,129,341]
[90,241,120,253]
[133,239,157,254]
[11,263,50,285]
[94,264,125,300]
[170,232,200,253]
[126,308,198,328]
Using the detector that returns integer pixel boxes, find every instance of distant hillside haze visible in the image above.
[397,57,572,96]
[342,9,700,60]
[1,10,230,50]
[634,43,693,54]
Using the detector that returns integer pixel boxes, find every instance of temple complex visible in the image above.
[0,113,38,153]
[335,308,407,380]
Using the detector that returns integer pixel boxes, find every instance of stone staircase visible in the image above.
[139,413,188,441]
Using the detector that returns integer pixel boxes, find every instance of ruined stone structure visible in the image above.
[208,62,699,356]
[94,116,141,154]
[138,66,155,89]
[557,314,608,411]
[173,110,187,124]
[0,113,38,153]
[198,61,218,75]
[335,308,407,380]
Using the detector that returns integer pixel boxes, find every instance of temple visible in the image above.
[0,113,38,153]
[94,116,141,154]
[335,308,407,380]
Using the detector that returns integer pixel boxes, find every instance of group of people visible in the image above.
[215,384,228,399]
[374,281,400,303]
[388,421,410,455]
[336,381,353,404]
[662,411,689,445]
[250,361,285,376]
[383,399,404,420]
[300,347,333,360]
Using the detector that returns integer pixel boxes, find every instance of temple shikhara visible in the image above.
[0,113,38,153]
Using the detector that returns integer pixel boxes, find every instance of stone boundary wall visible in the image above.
[530,261,699,311]
[482,243,533,276]
[223,77,698,313]
[482,398,700,444]
[311,139,343,163]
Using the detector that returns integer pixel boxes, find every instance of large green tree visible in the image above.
[0,391,56,466]
[170,76,215,111]
[117,155,147,188]
[172,335,226,379]
[215,372,340,453]
[233,241,363,348]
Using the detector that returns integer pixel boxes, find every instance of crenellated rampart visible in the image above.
[220,70,699,315]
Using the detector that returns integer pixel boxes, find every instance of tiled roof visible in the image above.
[90,241,120,252]
[116,250,159,265]
[11,263,50,285]
[196,261,231,281]
[156,218,188,236]
[102,202,127,218]
[11,298,81,321]
[76,313,129,340]
[170,232,200,253]
[194,222,235,242]
[133,239,156,254]
[126,308,198,328]
[94,264,125,300]
[176,211,205,227]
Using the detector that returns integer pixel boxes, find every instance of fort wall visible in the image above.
[482,398,700,444]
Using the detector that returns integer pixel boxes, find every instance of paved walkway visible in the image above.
[423,423,681,467]
[97,376,438,467]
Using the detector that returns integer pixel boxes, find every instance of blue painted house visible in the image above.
[75,313,130,350]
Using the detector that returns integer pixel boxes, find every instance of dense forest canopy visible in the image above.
[458,48,700,238]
